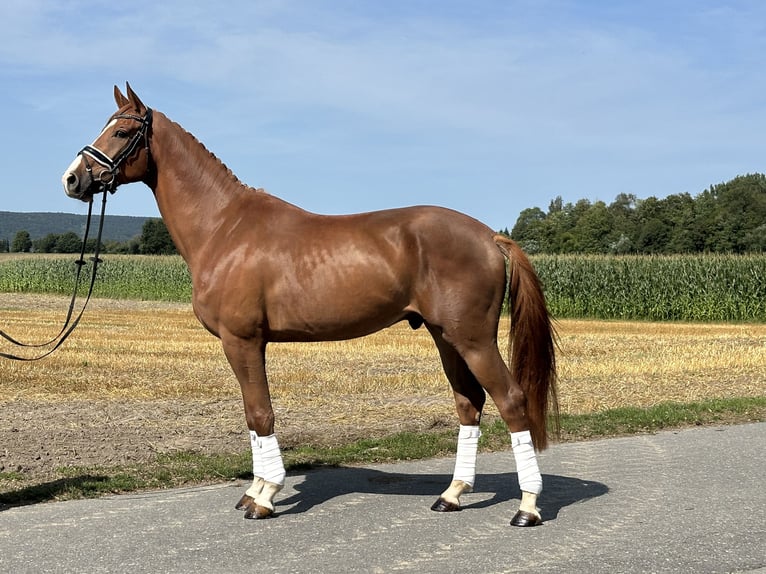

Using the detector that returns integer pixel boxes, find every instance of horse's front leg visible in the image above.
[234,432,285,519]
[223,335,285,520]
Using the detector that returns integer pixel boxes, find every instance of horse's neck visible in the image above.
[148,112,254,267]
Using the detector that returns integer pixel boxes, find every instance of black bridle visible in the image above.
[80,108,153,192]
[0,109,153,361]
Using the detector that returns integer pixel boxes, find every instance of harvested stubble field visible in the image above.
[1,293,765,492]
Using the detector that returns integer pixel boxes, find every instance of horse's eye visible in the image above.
[115,129,128,138]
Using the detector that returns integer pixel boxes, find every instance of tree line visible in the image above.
[509,173,766,254]
[3,218,178,255]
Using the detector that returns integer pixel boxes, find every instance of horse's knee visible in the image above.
[245,408,275,436]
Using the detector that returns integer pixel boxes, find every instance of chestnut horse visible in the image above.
[63,84,558,527]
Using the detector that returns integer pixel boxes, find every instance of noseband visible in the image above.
[79,108,153,192]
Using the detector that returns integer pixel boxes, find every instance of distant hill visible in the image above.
[0,211,149,243]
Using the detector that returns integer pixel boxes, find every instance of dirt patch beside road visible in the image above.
[0,396,455,491]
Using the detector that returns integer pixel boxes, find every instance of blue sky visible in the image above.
[0,0,763,231]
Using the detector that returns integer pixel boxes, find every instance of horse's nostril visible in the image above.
[65,173,80,193]
[63,171,83,198]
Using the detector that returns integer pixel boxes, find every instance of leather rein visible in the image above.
[0,109,153,361]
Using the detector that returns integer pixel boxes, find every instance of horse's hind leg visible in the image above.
[457,342,544,526]
[428,325,486,512]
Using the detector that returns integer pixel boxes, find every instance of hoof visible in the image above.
[244,504,275,520]
[235,494,255,511]
[510,510,542,527]
[430,497,461,512]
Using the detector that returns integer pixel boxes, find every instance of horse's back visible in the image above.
[249,196,502,275]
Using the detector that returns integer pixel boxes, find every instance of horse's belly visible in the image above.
[266,298,409,343]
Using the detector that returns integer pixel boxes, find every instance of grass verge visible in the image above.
[2,396,763,508]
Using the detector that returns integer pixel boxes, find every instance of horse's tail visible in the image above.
[494,235,559,451]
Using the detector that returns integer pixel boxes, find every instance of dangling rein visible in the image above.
[0,190,108,361]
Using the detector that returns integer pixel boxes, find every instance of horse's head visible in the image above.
[63,83,153,201]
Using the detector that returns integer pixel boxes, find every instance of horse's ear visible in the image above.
[114,85,129,108]
[125,82,147,113]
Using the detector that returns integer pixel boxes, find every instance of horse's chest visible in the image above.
[191,277,270,340]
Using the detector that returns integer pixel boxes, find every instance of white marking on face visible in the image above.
[62,154,83,188]
[98,119,118,139]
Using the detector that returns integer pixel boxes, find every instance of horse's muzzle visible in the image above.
[63,163,95,201]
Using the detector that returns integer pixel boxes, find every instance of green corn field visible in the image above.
[0,255,191,302]
[531,254,766,322]
[0,253,764,322]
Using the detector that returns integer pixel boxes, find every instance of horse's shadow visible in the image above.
[277,468,608,522]
[0,475,111,511]
[1,469,608,523]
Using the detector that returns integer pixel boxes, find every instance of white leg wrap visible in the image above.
[247,430,265,496]
[453,424,481,487]
[510,430,542,495]
[248,431,286,487]
[259,433,286,486]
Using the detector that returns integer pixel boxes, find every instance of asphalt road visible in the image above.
[1,423,764,574]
